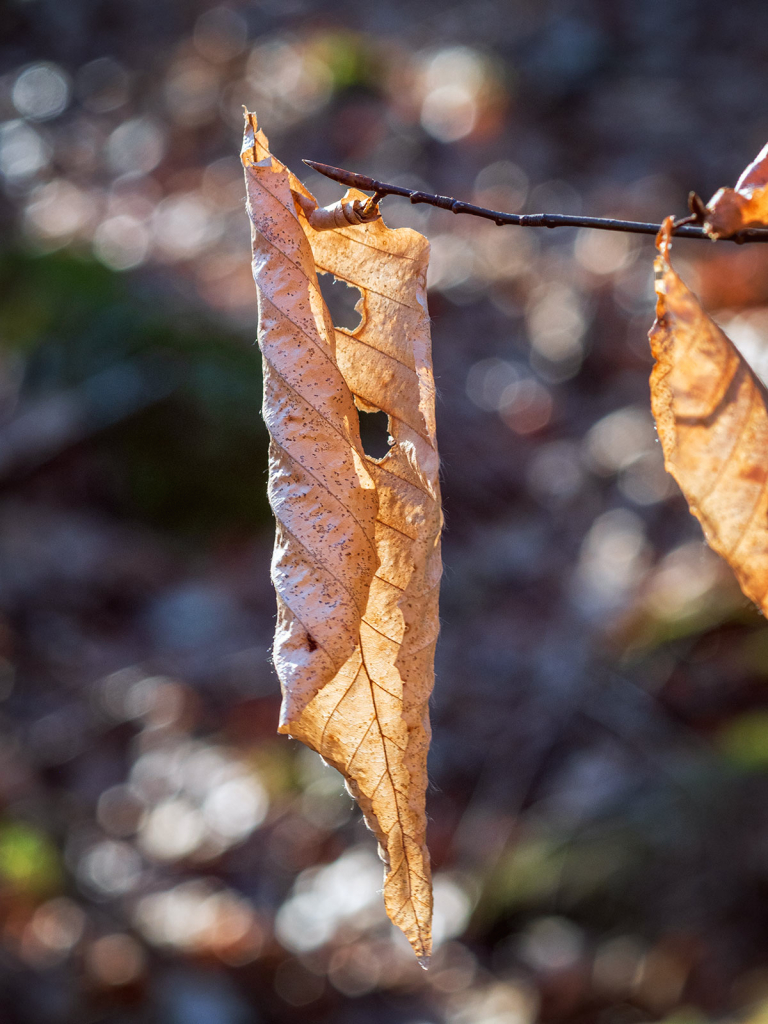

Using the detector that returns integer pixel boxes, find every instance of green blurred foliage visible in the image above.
[718,711,768,769]
[0,821,61,894]
[0,250,271,539]
[311,31,383,91]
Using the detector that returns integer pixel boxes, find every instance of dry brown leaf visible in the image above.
[241,111,441,962]
[705,141,768,238]
[650,215,768,614]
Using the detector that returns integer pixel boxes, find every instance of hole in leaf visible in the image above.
[358,408,391,460]
[317,273,362,331]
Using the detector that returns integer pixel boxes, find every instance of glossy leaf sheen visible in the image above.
[241,112,441,961]
[705,142,768,238]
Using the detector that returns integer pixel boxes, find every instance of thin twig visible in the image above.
[303,160,768,244]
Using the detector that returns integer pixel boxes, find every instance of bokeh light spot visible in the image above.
[584,405,656,475]
[575,227,636,275]
[79,840,142,896]
[202,773,268,841]
[24,180,92,245]
[194,7,248,64]
[518,916,584,973]
[22,897,85,966]
[421,85,477,143]
[574,509,649,613]
[86,933,146,986]
[466,358,520,412]
[93,214,150,271]
[432,873,474,947]
[275,847,384,953]
[12,63,70,121]
[500,379,553,434]
[0,120,49,181]
[107,118,165,175]
[139,797,205,861]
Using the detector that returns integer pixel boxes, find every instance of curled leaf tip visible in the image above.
[704,140,768,238]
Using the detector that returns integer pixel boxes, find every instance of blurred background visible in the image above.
[2,1,768,1021]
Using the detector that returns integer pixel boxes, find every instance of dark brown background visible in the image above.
[2,1,768,1021]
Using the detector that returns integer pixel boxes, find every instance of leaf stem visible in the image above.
[302,160,768,244]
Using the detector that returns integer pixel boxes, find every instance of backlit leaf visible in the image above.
[649,215,768,615]
[705,141,768,238]
[241,111,441,961]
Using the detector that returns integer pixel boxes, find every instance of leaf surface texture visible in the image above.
[241,112,441,961]
[650,216,768,613]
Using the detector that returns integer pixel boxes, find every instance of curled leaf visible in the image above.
[242,111,441,961]
[650,215,768,614]
[705,141,768,238]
